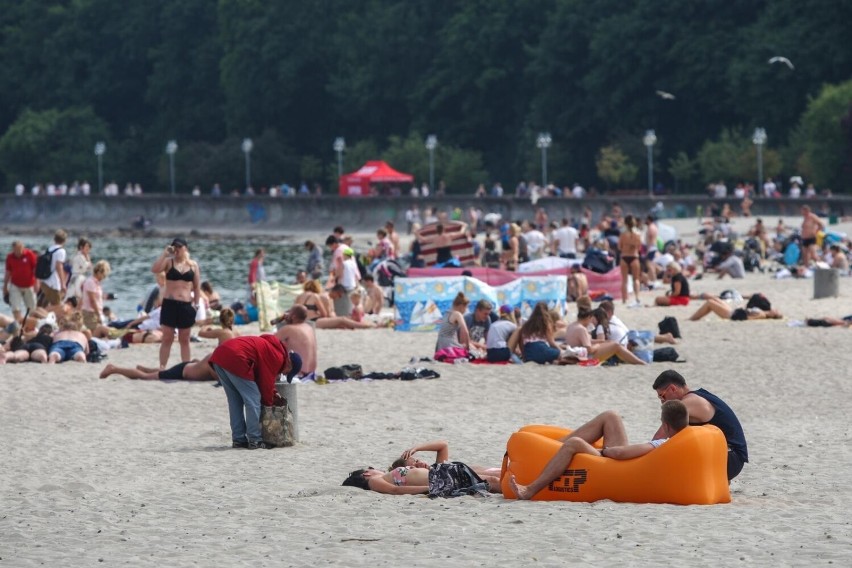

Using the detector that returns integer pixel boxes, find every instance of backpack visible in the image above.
[86,340,107,363]
[323,364,363,381]
[658,316,681,339]
[581,248,615,274]
[35,247,56,280]
[653,347,681,362]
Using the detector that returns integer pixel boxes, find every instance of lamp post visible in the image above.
[536,132,552,187]
[752,127,767,193]
[165,140,178,195]
[94,142,106,194]
[643,129,657,197]
[241,138,253,191]
[425,135,437,193]
[333,137,345,179]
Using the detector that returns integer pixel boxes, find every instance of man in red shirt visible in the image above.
[210,334,301,449]
[4,240,38,323]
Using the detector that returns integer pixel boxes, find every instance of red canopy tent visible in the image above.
[338,161,414,196]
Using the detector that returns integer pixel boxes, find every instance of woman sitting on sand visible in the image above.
[434,292,471,357]
[654,262,690,307]
[293,280,328,322]
[198,308,239,345]
[100,354,216,381]
[563,305,646,365]
[689,294,782,321]
[341,440,501,496]
[485,305,517,362]
[507,302,563,364]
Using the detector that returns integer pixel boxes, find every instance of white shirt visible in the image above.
[486,320,517,349]
[138,308,161,331]
[714,183,727,198]
[554,226,579,254]
[608,315,630,345]
[42,245,67,290]
[524,230,547,258]
[572,185,585,199]
[763,181,776,197]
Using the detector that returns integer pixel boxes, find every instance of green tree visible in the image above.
[696,129,747,184]
[0,107,110,185]
[793,80,852,190]
[596,145,638,189]
[668,152,697,193]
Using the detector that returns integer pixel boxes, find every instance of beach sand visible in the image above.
[3,217,852,566]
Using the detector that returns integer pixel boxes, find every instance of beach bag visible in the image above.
[260,403,296,447]
[86,340,107,363]
[581,248,614,274]
[653,347,681,362]
[323,364,363,381]
[658,316,681,339]
[626,330,654,363]
[35,247,56,280]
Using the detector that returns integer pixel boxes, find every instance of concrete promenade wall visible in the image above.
[1,194,849,233]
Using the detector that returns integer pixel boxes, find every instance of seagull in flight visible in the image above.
[656,90,676,100]
[768,56,794,70]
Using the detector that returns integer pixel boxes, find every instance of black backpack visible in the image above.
[86,340,107,363]
[658,316,681,339]
[653,347,681,362]
[35,247,56,280]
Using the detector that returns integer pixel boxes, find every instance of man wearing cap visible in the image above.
[210,334,301,450]
[275,305,317,381]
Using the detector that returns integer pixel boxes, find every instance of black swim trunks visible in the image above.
[802,237,817,247]
[159,361,190,380]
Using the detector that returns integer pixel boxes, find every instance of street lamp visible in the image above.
[333,137,345,179]
[536,132,552,187]
[643,129,657,197]
[94,142,106,194]
[165,140,178,195]
[752,127,767,193]
[241,138,253,191]
[425,135,437,193]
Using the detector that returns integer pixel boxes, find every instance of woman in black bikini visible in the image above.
[151,238,201,369]
[617,215,643,307]
[292,280,328,322]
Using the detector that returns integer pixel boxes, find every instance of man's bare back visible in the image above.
[276,322,317,374]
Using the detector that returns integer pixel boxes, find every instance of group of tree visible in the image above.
[0,0,850,195]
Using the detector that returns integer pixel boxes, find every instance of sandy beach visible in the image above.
[3,217,852,566]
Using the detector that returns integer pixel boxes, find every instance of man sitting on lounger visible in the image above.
[510,400,688,500]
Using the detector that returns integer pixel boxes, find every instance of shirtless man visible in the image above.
[652,370,748,480]
[362,275,385,315]
[47,318,89,363]
[644,215,659,278]
[510,400,688,499]
[275,305,317,379]
[800,205,825,266]
[100,354,215,380]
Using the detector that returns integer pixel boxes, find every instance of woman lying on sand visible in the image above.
[689,296,782,321]
[342,440,502,496]
[99,354,215,380]
[198,308,239,345]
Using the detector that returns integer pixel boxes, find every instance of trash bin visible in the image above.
[814,268,839,299]
[274,381,299,442]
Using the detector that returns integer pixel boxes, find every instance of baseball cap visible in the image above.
[499,304,513,314]
[286,351,303,382]
[171,237,188,248]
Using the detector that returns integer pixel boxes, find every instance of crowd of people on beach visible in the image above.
[3,197,849,498]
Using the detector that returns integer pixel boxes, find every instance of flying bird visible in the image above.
[656,90,676,100]
[768,56,794,70]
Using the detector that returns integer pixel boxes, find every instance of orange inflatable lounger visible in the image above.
[501,424,730,505]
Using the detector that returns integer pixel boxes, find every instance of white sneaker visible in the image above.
[628,300,643,308]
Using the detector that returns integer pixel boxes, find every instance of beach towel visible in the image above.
[434,346,473,363]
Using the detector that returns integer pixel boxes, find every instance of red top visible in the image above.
[209,335,290,406]
[5,249,38,288]
[248,257,261,285]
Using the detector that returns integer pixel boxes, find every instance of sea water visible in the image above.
[0,235,307,319]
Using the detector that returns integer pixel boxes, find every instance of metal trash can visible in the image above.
[814,268,839,299]
[274,381,299,442]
